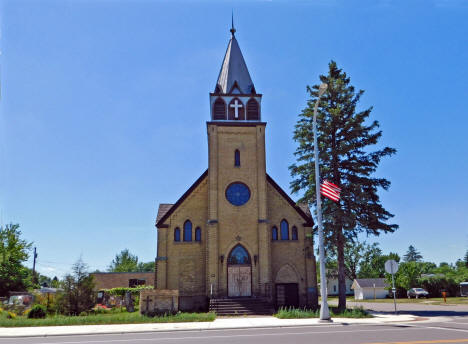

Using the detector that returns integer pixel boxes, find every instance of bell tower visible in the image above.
[205,22,271,299]
[209,21,262,122]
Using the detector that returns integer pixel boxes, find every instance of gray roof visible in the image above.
[298,203,312,219]
[215,33,255,94]
[354,278,388,288]
[156,203,173,224]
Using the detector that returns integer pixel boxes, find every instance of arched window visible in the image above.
[234,149,240,167]
[228,245,251,265]
[183,220,192,242]
[280,220,289,240]
[213,98,226,120]
[272,226,278,241]
[195,227,201,242]
[292,226,298,240]
[247,98,259,120]
[174,228,180,242]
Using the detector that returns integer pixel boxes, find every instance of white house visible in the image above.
[352,278,389,300]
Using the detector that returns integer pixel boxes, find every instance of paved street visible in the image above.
[343,300,468,317]
[3,318,468,344]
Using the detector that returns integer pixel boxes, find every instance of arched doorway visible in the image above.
[227,245,252,297]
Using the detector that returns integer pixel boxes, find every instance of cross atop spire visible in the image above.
[230,11,236,36]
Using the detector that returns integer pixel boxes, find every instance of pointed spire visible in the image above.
[214,17,255,94]
[230,11,236,36]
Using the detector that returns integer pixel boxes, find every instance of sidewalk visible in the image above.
[0,314,419,338]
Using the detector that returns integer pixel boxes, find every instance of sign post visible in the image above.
[385,259,399,315]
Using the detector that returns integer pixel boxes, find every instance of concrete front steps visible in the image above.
[209,297,274,316]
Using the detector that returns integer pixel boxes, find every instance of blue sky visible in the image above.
[1,0,467,278]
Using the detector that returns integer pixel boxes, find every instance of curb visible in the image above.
[0,318,419,338]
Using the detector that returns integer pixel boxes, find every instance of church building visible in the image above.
[155,24,317,312]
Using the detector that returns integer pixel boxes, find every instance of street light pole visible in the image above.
[313,83,331,321]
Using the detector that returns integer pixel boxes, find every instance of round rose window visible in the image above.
[225,182,250,206]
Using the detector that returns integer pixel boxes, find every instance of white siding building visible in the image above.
[352,278,389,300]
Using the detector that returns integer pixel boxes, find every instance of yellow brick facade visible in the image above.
[155,29,316,311]
[155,122,316,310]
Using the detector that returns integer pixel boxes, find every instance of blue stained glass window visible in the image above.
[292,226,298,240]
[234,150,240,166]
[226,182,250,206]
[272,226,278,241]
[183,220,192,242]
[280,220,289,240]
[174,228,180,242]
[195,227,201,242]
[228,245,251,265]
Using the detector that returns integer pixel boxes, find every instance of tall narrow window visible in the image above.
[292,226,298,240]
[174,228,180,242]
[247,98,259,120]
[280,220,289,240]
[272,226,278,241]
[183,220,192,242]
[213,98,226,120]
[195,227,201,242]
[234,149,240,167]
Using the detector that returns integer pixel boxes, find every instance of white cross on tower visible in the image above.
[230,99,243,119]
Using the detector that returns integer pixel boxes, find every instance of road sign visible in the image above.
[385,259,399,314]
[385,260,399,274]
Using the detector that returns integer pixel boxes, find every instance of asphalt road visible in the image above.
[343,300,468,317]
[3,318,468,344]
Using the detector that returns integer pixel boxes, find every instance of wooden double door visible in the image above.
[228,265,252,297]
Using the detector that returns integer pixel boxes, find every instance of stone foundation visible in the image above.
[139,289,179,315]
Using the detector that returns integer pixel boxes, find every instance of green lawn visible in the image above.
[0,311,216,327]
[275,307,372,319]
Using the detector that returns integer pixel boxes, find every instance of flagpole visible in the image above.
[313,83,331,321]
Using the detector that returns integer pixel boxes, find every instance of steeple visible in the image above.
[210,21,262,122]
[215,24,255,95]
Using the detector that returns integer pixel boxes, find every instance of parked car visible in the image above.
[407,288,429,298]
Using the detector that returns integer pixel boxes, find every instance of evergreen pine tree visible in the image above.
[290,61,398,309]
[403,245,423,262]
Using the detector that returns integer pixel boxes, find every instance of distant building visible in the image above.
[90,272,155,290]
[326,277,353,296]
[318,274,353,296]
[352,278,388,300]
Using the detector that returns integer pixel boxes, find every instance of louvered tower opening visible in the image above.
[213,98,227,120]
[247,98,259,120]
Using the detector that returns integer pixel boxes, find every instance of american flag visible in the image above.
[320,180,341,202]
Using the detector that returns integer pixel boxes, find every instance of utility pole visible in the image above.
[313,83,331,321]
[32,247,38,284]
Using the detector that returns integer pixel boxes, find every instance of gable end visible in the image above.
[155,170,208,228]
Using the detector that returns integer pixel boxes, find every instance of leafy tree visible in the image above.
[464,250,468,268]
[51,276,60,288]
[108,249,154,272]
[59,258,95,315]
[137,261,155,272]
[403,245,423,262]
[0,224,33,296]
[290,61,398,309]
[108,249,139,272]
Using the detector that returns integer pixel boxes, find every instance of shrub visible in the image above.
[7,311,16,319]
[79,311,88,316]
[105,286,154,297]
[91,304,111,314]
[27,304,47,319]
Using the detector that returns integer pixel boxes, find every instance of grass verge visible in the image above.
[275,306,372,319]
[0,311,216,327]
